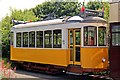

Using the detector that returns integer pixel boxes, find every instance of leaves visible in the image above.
[1,9,38,57]
[10,9,38,21]
[86,1,110,20]
[32,2,81,20]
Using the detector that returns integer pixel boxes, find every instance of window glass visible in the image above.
[112,25,120,32]
[70,46,73,61]
[84,26,97,46]
[75,47,80,62]
[112,25,120,46]
[29,31,35,47]
[23,32,28,47]
[44,30,52,48]
[112,33,120,46]
[53,30,62,48]
[10,32,14,45]
[70,31,73,45]
[16,33,21,47]
[98,27,106,46]
[36,31,43,48]
[75,30,81,45]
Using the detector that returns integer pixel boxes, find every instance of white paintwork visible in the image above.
[12,19,64,29]
[68,16,83,21]
[11,17,107,49]
[81,27,84,47]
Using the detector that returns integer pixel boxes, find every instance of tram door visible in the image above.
[68,29,81,65]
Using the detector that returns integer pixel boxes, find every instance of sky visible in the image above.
[0,0,108,20]
[0,0,45,20]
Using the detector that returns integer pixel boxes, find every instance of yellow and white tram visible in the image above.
[10,16,108,74]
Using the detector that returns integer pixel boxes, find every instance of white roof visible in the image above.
[83,17,107,22]
[12,19,64,29]
[68,16,83,21]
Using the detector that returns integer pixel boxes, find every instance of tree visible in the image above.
[1,15,12,58]
[32,1,81,20]
[11,9,38,21]
[1,9,38,58]
[86,1,110,20]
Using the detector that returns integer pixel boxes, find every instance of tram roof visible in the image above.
[12,16,107,29]
[82,17,107,23]
[12,18,64,29]
[67,16,84,21]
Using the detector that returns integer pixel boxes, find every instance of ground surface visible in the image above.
[14,69,80,80]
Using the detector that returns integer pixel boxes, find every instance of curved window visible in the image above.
[84,26,97,46]
[23,32,28,47]
[29,31,35,47]
[98,27,106,46]
[36,31,43,48]
[44,30,52,48]
[53,30,62,48]
[16,33,21,47]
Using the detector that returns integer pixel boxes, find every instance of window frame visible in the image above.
[83,26,97,46]
[44,30,52,48]
[29,31,35,47]
[98,26,107,46]
[111,25,120,46]
[53,29,62,48]
[23,32,28,47]
[36,31,43,48]
[16,32,21,47]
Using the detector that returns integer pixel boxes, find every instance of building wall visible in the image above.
[109,2,120,23]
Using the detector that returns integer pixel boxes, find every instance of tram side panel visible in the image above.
[81,47,108,71]
[10,46,69,67]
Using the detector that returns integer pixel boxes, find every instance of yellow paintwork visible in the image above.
[81,47,108,69]
[11,46,69,67]
[11,46,108,69]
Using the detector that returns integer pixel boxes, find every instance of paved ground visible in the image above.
[14,69,82,80]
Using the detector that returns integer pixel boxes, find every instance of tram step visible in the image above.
[67,65,83,73]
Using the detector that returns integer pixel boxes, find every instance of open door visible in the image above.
[68,29,81,65]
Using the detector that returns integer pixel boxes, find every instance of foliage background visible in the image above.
[0,1,109,59]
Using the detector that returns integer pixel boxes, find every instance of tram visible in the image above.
[10,10,109,74]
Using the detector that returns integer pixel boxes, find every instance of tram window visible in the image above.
[16,33,21,47]
[29,31,35,47]
[10,32,14,45]
[44,30,52,48]
[36,31,43,48]
[75,30,81,45]
[112,25,120,46]
[23,32,28,47]
[84,26,97,46]
[98,27,106,46]
[70,31,73,45]
[53,30,62,48]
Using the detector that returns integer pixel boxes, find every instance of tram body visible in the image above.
[10,16,108,73]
